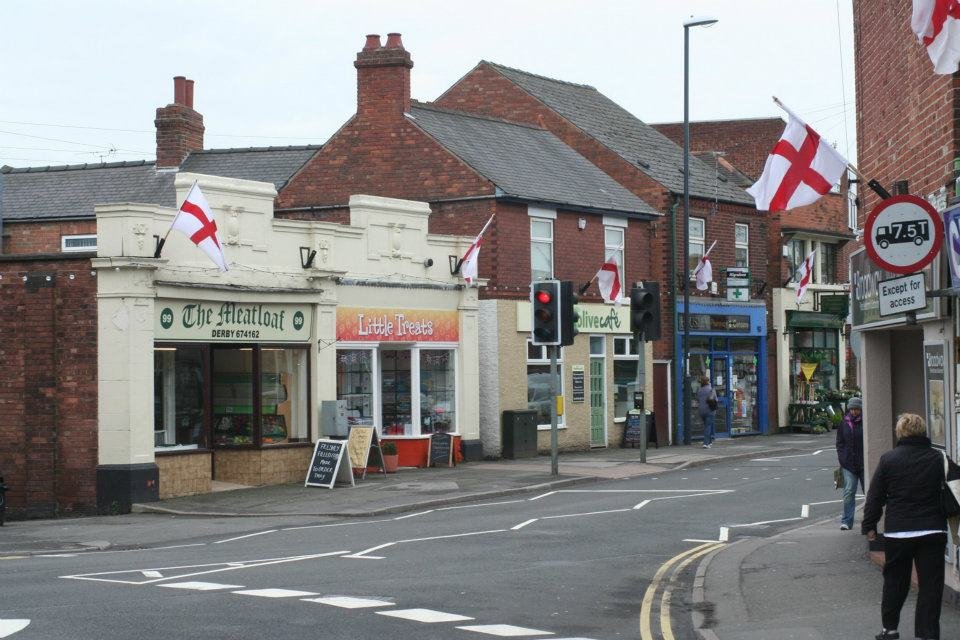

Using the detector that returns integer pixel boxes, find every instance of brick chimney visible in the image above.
[354,33,413,119]
[155,76,204,168]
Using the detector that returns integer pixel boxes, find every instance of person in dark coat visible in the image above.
[862,413,960,640]
[836,396,864,530]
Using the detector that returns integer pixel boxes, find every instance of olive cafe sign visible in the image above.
[516,301,630,334]
[337,307,460,342]
[157,301,312,342]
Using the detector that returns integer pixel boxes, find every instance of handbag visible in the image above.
[706,390,718,412]
[940,451,960,518]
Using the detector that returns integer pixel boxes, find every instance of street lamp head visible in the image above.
[683,15,718,28]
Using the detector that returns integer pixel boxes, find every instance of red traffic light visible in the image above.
[535,290,552,304]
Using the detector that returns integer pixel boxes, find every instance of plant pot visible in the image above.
[383,454,399,473]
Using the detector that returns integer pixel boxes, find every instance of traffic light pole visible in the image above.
[636,334,647,463]
[549,345,559,477]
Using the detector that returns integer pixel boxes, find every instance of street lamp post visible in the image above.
[682,16,717,446]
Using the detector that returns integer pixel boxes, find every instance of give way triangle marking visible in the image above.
[0,620,30,638]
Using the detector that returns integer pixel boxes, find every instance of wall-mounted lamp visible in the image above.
[578,218,587,230]
[448,255,462,275]
[300,246,317,269]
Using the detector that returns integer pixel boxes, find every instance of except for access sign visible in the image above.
[878,272,927,317]
[864,194,943,275]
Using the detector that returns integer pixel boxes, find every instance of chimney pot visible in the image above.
[184,79,195,109]
[363,34,381,50]
[385,33,403,49]
[173,76,187,105]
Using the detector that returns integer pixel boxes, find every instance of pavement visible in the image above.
[3,431,959,638]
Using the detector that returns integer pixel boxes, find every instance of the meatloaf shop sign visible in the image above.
[156,301,312,342]
[337,307,459,342]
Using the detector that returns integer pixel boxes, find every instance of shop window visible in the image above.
[527,341,563,427]
[260,348,308,445]
[604,226,625,291]
[730,353,759,434]
[819,242,837,284]
[790,329,840,405]
[688,217,705,275]
[613,336,639,420]
[531,219,554,281]
[420,350,456,434]
[687,336,710,352]
[212,348,255,446]
[734,223,749,268]
[153,345,205,449]
[381,349,413,435]
[337,349,375,427]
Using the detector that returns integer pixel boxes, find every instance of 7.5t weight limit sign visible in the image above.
[864,194,943,274]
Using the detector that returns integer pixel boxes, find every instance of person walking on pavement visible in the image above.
[696,375,717,448]
[862,413,960,640]
[836,396,864,530]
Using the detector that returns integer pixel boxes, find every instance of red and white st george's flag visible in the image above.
[595,253,623,304]
[460,214,494,285]
[746,105,848,212]
[693,239,717,292]
[795,248,816,304]
[171,182,228,271]
[912,0,960,74]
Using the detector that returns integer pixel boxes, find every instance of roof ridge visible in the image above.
[482,60,596,91]
[651,116,786,126]
[188,145,323,155]
[411,102,546,132]
[1,160,154,174]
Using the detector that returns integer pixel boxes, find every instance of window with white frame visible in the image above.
[734,223,749,268]
[688,217,705,276]
[847,185,858,230]
[61,234,97,252]
[818,242,837,284]
[604,226,625,295]
[788,238,806,282]
[527,340,563,427]
[612,336,640,420]
[530,219,554,281]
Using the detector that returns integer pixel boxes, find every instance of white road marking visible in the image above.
[457,623,554,636]
[728,516,804,527]
[36,554,77,558]
[719,527,729,542]
[528,491,556,501]
[511,519,538,530]
[141,570,163,578]
[377,608,473,623]
[302,596,395,608]
[0,620,29,638]
[344,530,508,560]
[233,588,318,598]
[214,529,277,544]
[159,581,244,591]
[342,543,396,559]
[633,500,651,510]
[283,518,394,532]
[60,550,349,585]
[558,489,731,493]
[684,538,723,543]
[394,510,434,520]
[808,498,845,505]
[438,500,523,511]
[152,543,206,551]
[541,508,631,520]
[801,504,810,518]
[752,449,825,462]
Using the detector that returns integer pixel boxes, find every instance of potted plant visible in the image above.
[381,440,399,473]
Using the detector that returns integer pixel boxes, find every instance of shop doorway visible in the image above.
[589,336,606,447]
[380,349,412,435]
[711,356,730,438]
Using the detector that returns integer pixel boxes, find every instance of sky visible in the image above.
[1,1,858,169]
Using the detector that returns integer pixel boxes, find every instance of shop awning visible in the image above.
[787,311,845,329]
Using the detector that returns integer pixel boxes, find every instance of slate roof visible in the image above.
[695,152,755,190]
[484,62,754,207]
[0,161,175,221]
[1,146,322,221]
[180,145,320,190]
[408,104,659,217]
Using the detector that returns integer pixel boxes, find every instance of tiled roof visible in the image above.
[408,104,659,217]
[180,145,320,190]
[1,146,322,221]
[0,161,175,220]
[695,152,755,190]
[485,62,754,206]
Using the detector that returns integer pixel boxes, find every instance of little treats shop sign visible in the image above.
[157,301,312,342]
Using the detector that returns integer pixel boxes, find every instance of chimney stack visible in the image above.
[155,76,204,168]
[354,32,413,119]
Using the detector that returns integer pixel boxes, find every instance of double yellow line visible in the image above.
[639,541,724,640]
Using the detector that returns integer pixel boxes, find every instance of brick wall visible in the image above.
[0,259,98,518]
[4,220,97,255]
[155,76,204,168]
[653,118,786,181]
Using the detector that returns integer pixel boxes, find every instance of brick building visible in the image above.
[852,0,960,588]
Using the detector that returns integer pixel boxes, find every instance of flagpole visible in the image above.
[453,213,495,274]
[579,244,626,296]
[154,181,196,258]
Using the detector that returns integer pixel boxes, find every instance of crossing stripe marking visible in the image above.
[376,608,473,623]
[158,581,243,591]
[301,596,394,608]
[0,620,30,638]
[457,623,554,636]
[233,588,318,598]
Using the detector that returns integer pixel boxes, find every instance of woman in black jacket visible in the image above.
[862,413,960,640]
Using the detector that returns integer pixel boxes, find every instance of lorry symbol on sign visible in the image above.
[875,219,929,249]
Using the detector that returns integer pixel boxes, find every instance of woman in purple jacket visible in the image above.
[836,396,864,530]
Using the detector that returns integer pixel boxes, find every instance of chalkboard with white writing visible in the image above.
[304,439,355,488]
[429,432,454,468]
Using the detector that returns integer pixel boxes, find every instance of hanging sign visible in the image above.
[944,204,960,288]
[864,194,943,274]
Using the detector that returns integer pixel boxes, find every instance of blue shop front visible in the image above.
[676,300,768,441]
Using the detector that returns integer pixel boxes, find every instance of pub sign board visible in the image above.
[864,194,943,275]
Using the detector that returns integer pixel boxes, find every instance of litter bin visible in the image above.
[502,410,538,459]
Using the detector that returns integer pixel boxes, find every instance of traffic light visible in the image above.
[531,280,561,346]
[559,280,580,346]
[630,282,661,342]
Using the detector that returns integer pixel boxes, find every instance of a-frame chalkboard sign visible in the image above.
[305,439,355,488]
[429,432,454,468]
[347,426,386,479]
